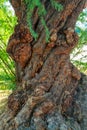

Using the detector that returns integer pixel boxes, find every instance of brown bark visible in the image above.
[0,0,87,130]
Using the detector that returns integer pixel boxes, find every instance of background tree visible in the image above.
[0,0,87,130]
[0,0,16,89]
[71,8,87,73]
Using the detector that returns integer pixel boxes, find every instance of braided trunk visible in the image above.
[0,0,87,130]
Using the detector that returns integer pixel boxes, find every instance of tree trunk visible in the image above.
[0,0,87,130]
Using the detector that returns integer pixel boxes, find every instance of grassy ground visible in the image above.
[0,90,12,115]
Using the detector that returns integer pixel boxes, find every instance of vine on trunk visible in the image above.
[24,0,63,42]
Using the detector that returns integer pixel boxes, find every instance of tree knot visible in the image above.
[6,24,33,68]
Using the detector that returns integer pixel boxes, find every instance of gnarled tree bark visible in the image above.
[0,0,87,130]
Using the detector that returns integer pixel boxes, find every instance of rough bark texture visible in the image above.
[0,0,87,130]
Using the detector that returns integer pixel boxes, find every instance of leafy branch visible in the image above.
[24,0,63,42]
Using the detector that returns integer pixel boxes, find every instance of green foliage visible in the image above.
[0,73,16,90]
[0,1,17,90]
[50,0,63,11]
[71,9,87,74]
[76,9,87,47]
[24,0,63,42]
